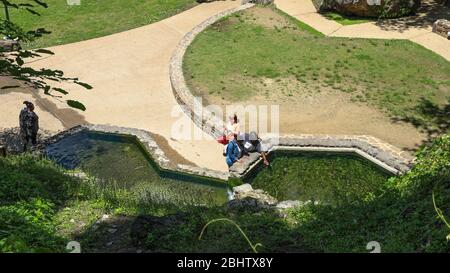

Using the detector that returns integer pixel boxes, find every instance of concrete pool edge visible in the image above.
[35,124,229,182]
[229,134,414,181]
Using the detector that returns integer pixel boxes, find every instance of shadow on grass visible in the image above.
[75,206,318,253]
[0,155,82,252]
[391,98,449,150]
[75,179,450,253]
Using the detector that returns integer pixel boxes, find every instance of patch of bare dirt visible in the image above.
[241,6,298,30]
[209,86,426,151]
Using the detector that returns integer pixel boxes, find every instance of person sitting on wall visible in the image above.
[239,131,270,166]
[227,113,241,138]
[225,133,241,168]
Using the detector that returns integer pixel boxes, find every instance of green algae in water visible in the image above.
[45,132,228,207]
[250,151,392,205]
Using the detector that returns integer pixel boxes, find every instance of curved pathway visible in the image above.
[1,1,242,172]
[275,0,450,61]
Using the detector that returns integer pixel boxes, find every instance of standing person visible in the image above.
[19,101,30,150]
[22,102,39,151]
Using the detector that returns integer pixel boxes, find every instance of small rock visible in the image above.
[136,249,143,254]
[101,214,109,221]
[233,183,253,194]
[276,200,303,210]
[106,241,114,246]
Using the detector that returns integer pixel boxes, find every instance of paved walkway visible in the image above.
[275,0,450,61]
[0,1,242,172]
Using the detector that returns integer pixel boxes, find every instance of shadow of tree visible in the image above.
[374,0,450,32]
[0,127,54,154]
[76,207,318,253]
[391,98,449,150]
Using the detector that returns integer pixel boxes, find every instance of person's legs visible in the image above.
[256,143,269,166]
[23,135,30,151]
[226,156,234,167]
[226,154,238,168]
[19,130,26,151]
[30,133,37,145]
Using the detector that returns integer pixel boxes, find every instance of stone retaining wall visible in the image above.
[229,134,414,180]
[170,2,255,138]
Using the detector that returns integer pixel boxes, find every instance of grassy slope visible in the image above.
[184,6,450,131]
[133,134,450,253]
[0,134,449,253]
[2,0,197,49]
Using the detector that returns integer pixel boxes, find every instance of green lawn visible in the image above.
[322,11,372,25]
[2,0,198,49]
[183,6,450,132]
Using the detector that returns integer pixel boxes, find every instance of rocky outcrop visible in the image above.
[227,184,322,212]
[314,0,421,18]
[433,19,450,38]
[227,184,278,211]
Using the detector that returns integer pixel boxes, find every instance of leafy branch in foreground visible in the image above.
[0,0,91,111]
[199,218,262,253]
[432,187,450,241]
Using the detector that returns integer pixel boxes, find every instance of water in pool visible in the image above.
[250,151,392,205]
[45,131,228,207]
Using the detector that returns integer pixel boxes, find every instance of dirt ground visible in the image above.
[190,6,430,152]
[216,89,426,151]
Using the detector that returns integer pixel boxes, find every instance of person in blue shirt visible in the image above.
[225,134,240,168]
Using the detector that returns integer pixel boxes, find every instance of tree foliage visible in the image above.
[0,0,90,111]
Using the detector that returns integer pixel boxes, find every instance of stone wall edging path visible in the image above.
[229,134,414,179]
[170,2,256,139]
